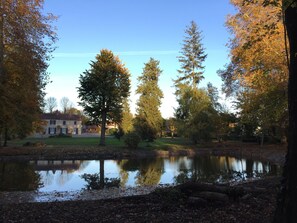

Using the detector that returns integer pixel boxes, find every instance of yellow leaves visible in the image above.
[227,0,287,94]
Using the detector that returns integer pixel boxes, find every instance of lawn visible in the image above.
[8,135,194,150]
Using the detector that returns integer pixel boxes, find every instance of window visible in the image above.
[63,121,66,125]
[74,121,77,125]
[49,127,56,135]
[50,120,56,125]
[61,128,67,134]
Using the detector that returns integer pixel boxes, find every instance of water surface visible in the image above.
[0,156,281,192]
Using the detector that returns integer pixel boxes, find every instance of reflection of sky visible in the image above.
[160,157,190,185]
[34,157,280,192]
[39,160,124,192]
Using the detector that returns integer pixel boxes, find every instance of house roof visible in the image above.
[41,112,81,121]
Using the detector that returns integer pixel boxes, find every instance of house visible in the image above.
[40,112,82,136]
[83,122,118,134]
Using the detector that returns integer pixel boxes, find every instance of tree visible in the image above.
[120,98,134,134]
[206,82,222,111]
[0,0,56,146]
[219,0,288,142]
[175,86,216,143]
[134,58,163,141]
[78,49,130,146]
[167,117,177,138]
[173,21,214,143]
[226,0,297,221]
[175,21,207,88]
[273,1,297,222]
[60,97,73,113]
[45,97,57,113]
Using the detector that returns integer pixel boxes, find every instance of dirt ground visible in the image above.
[0,177,280,223]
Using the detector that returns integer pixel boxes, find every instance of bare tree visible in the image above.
[60,97,73,113]
[45,97,57,113]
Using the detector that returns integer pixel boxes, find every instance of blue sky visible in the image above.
[43,0,235,118]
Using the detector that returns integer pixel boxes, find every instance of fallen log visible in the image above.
[177,182,266,200]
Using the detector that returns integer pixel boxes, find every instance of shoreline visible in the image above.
[0,142,286,165]
[0,142,285,222]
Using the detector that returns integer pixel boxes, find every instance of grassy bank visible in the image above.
[8,136,194,150]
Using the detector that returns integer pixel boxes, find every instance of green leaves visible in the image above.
[0,0,56,144]
[175,21,207,88]
[78,49,131,144]
[135,58,163,141]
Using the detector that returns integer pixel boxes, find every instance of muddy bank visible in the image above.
[0,142,286,165]
[0,177,280,223]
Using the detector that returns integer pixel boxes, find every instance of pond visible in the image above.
[0,155,282,193]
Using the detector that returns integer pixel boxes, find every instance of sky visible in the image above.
[43,0,236,118]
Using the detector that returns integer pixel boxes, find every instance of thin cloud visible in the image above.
[117,50,178,56]
[53,50,178,58]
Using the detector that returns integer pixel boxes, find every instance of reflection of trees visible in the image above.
[78,161,91,172]
[100,159,104,187]
[80,160,120,190]
[0,162,42,191]
[174,156,281,184]
[43,171,54,186]
[57,170,73,186]
[117,158,164,186]
[117,160,129,187]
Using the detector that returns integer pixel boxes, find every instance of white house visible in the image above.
[40,112,82,136]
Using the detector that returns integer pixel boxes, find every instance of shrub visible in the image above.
[107,128,118,135]
[114,128,124,140]
[23,141,46,147]
[49,133,72,138]
[124,131,141,149]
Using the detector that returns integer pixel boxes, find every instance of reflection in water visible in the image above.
[80,173,120,190]
[29,160,90,189]
[0,162,42,191]
[117,158,164,186]
[0,156,282,192]
[174,156,280,184]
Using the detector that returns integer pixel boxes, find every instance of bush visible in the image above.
[124,131,141,149]
[114,128,124,140]
[49,133,72,138]
[23,141,46,147]
[107,128,118,135]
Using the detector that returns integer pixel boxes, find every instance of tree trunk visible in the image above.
[3,126,8,147]
[99,110,107,146]
[0,1,5,147]
[273,4,297,223]
[0,0,4,76]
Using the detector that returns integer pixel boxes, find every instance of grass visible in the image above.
[8,135,194,150]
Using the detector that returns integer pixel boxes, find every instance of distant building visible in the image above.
[38,112,82,136]
[83,122,118,134]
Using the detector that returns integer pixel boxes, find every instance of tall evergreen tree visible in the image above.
[0,0,56,146]
[174,21,214,143]
[175,20,207,88]
[120,98,134,134]
[78,49,130,146]
[134,58,163,141]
